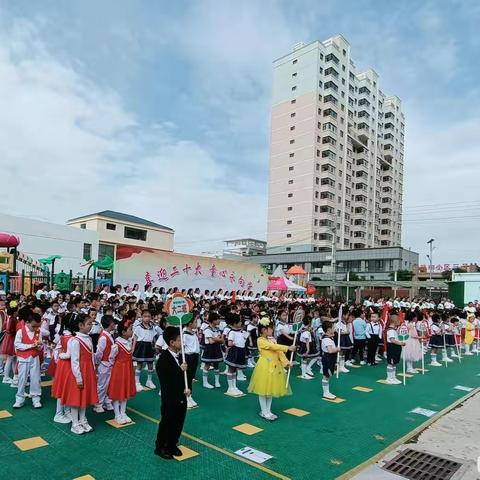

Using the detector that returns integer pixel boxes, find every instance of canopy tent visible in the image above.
[39,255,62,265]
[286,265,306,275]
[271,265,286,278]
[267,277,306,292]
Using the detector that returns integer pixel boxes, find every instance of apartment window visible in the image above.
[292,72,297,77]
[80,223,86,229]
[315,191,319,199]
[289,153,294,157]
[315,177,320,185]
[324,81,338,92]
[287,206,293,211]
[291,99,296,104]
[288,193,293,198]
[106,223,116,231]
[83,243,92,261]
[98,243,115,261]
[287,220,292,225]
[288,180,294,184]
[290,126,295,131]
[286,234,292,238]
[314,205,319,212]
[288,166,294,171]
[124,226,147,241]
[314,233,318,240]
[286,247,291,252]
[289,139,295,144]
[292,59,297,64]
[325,53,339,64]
[290,112,296,118]
[315,163,320,171]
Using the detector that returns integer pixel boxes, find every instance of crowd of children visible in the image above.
[0,287,479,435]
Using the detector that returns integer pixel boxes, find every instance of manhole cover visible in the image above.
[383,448,462,480]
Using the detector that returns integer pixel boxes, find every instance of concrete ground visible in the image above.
[351,390,480,479]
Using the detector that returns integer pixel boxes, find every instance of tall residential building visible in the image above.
[267,35,404,254]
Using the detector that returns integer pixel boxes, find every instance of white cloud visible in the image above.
[0,17,266,255]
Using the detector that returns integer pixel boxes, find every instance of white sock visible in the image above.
[4,356,13,378]
[135,369,141,384]
[147,371,153,383]
[265,396,272,414]
[322,379,329,395]
[301,361,307,376]
[70,407,79,426]
[392,366,397,378]
[308,358,317,371]
[214,370,220,385]
[120,400,127,416]
[55,399,63,416]
[406,360,413,370]
[431,353,437,363]
[113,400,121,418]
[227,374,234,389]
[79,408,86,423]
[259,396,267,414]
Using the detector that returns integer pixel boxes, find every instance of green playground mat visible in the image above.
[1,353,479,480]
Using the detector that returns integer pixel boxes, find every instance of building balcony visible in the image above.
[347,126,368,149]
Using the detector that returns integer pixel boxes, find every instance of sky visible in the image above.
[0,0,479,266]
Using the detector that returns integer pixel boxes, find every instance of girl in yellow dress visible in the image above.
[248,315,296,421]
[464,313,475,355]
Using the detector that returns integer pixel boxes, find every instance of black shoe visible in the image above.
[154,448,173,460]
[170,447,182,457]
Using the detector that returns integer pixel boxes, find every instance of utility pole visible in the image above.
[427,238,435,298]
[330,227,337,300]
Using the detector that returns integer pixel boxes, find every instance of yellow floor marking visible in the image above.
[127,407,290,480]
[352,386,373,393]
[284,408,310,417]
[174,445,199,461]
[14,436,48,451]
[398,373,414,378]
[233,423,263,435]
[40,380,53,387]
[73,476,96,480]
[330,458,343,465]
[348,364,361,368]
[0,410,12,419]
[106,419,136,428]
[322,397,345,404]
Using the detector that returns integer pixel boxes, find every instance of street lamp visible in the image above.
[427,238,435,297]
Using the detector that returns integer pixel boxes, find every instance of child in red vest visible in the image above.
[94,315,116,413]
[107,319,136,425]
[13,311,43,408]
[58,313,98,435]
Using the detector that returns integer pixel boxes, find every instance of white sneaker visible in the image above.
[430,361,442,366]
[94,404,105,413]
[187,397,197,408]
[225,388,237,396]
[299,374,314,380]
[406,368,418,374]
[115,416,127,425]
[340,366,350,373]
[450,353,460,358]
[260,412,276,421]
[80,421,94,433]
[54,413,71,424]
[12,400,24,409]
[385,378,395,384]
[135,383,144,392]
[145,380,156,389]
[104,402,114,411]
[237,372,247,381]
[350,359,356,364]
[233,388,244,396]
[464,352,473,356]
[71,424,85,435]
[203,381,214,389]
[345,361,352,367]
[32,399,42,409]
[391,378,402,385]
[189,397,198,407]
[375,356,383,362]
[306,369,315,377]
[214,381,221,388]
[360,361,366,365]
[323,392,336,400]
[269,412,278,420]
[2,377,12,384]
[122,414,133,423]
[444,357,453,363]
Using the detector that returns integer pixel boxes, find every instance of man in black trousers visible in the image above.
[154,326,190,459]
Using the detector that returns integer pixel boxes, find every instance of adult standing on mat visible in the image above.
[154,326,190,459]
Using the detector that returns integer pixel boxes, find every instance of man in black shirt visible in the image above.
[154,326,190,459]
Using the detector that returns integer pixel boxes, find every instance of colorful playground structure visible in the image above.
[0,232,114,295]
